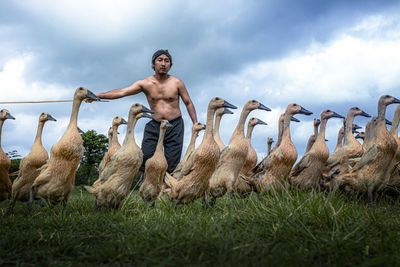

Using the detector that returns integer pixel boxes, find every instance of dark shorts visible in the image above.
[140,116,184,173]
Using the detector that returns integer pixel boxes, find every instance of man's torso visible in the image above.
[141,75,182,122]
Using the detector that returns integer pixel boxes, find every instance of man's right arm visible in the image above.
[97,80,144,99]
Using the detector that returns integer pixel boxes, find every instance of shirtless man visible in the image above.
[95,49,198,173]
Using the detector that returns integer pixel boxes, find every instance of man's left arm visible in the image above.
[178,80,198,124]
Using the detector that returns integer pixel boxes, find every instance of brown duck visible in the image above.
[166,97,237,204]
[8,113,56,212]
[289,109,344,190]
[30,87,99,207]
[0,109,15,201]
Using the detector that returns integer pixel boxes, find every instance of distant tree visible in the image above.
[75,130,108,185]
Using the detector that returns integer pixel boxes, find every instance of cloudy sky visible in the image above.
[1,0,400,161]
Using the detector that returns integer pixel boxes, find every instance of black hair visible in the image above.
[151,49,173,70]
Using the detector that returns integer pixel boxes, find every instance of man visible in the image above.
[95,49,198,173]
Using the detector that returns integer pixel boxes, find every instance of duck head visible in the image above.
[248,117,267,127]
[286,103,313,116]
[209,97,237,111]
[320,109,345,121]
[76,87,101,102]
[348,107,371,118]
[193,122,206,132]
[0,109,15,121]
[113,116,128,126]
[39,112,57,123]
[245,100,271,112]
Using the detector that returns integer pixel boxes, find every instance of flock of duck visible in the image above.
[0,87,399,213]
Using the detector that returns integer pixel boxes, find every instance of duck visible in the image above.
[140,120,172,204]
[97,116,127,178]
[213,107,234,151]
[324,108,371,189]
[333,123,345,153]
[166,97,237,204]
[86,104,152,209]
[339,95,400,202]
[8,113,56,211]
[241,117,268,175]
[171,122,206,180]
[250,114,299,176]
[385,105,400,190]
[252,104,312,191]
[233,117,268,196]
[304,119,321,153]
[0,109,15,201]
[30,88,99,208]
[207,100,270,203]
[289,109,345,190]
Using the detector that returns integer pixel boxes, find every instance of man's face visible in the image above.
[154,54,171,74]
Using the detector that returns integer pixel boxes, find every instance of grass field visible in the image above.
[1,187,400,266]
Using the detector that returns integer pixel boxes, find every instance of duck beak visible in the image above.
[360,111,371,118]
[166,121,173,128]
[256,119,268,126]
[325,139,329,142]
[290,116,300,123]
[223,108,234,115]
[223,100,237,109]
[86,90,101,102]
[6,113,15,120]
[47,114,57,122]
[120,118,128,125]
[386,119,392,126]
[258,103,271,111]
[77,127,84,134]
[299,107,313,115]
[202,125,206,130]
[141,113,153,119]
[332,112,345,119]
[355,133,362,139]
[392,97,400,104]
[353,124,362,130]
[141,106,154,114]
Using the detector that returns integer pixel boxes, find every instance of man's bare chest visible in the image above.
[144,83,179,102]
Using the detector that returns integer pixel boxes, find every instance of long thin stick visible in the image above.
[0,100,109,104]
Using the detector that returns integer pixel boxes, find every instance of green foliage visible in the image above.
[1,188,400,266]
[75,130,108,185]
[10,159,21,173]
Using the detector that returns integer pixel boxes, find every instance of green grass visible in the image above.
[1,187,400,266]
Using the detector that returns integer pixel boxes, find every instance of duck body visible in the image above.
[12,113,56,202]
[31,88,99,204]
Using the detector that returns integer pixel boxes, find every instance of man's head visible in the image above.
[152,49,173,72]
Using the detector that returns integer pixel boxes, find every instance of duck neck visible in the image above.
[0,120,3,148]
[377,101,387,120]
[282,113,292,142]
[313,123,319,137]
[33,120,45,146]
[111,125,119,146]
[204,107,215,140]
[156,127,167,152]
[213,114,222,140]
[335,128,344,150]
[391,106,400,137]
[246,124,254,143]
[188,130,198,151]
[343,113,355,145]
[317,118,328,142]
[67,97,82,130]
[275,117,284,149]
[232,108,249,140]
[123,115,137,145]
